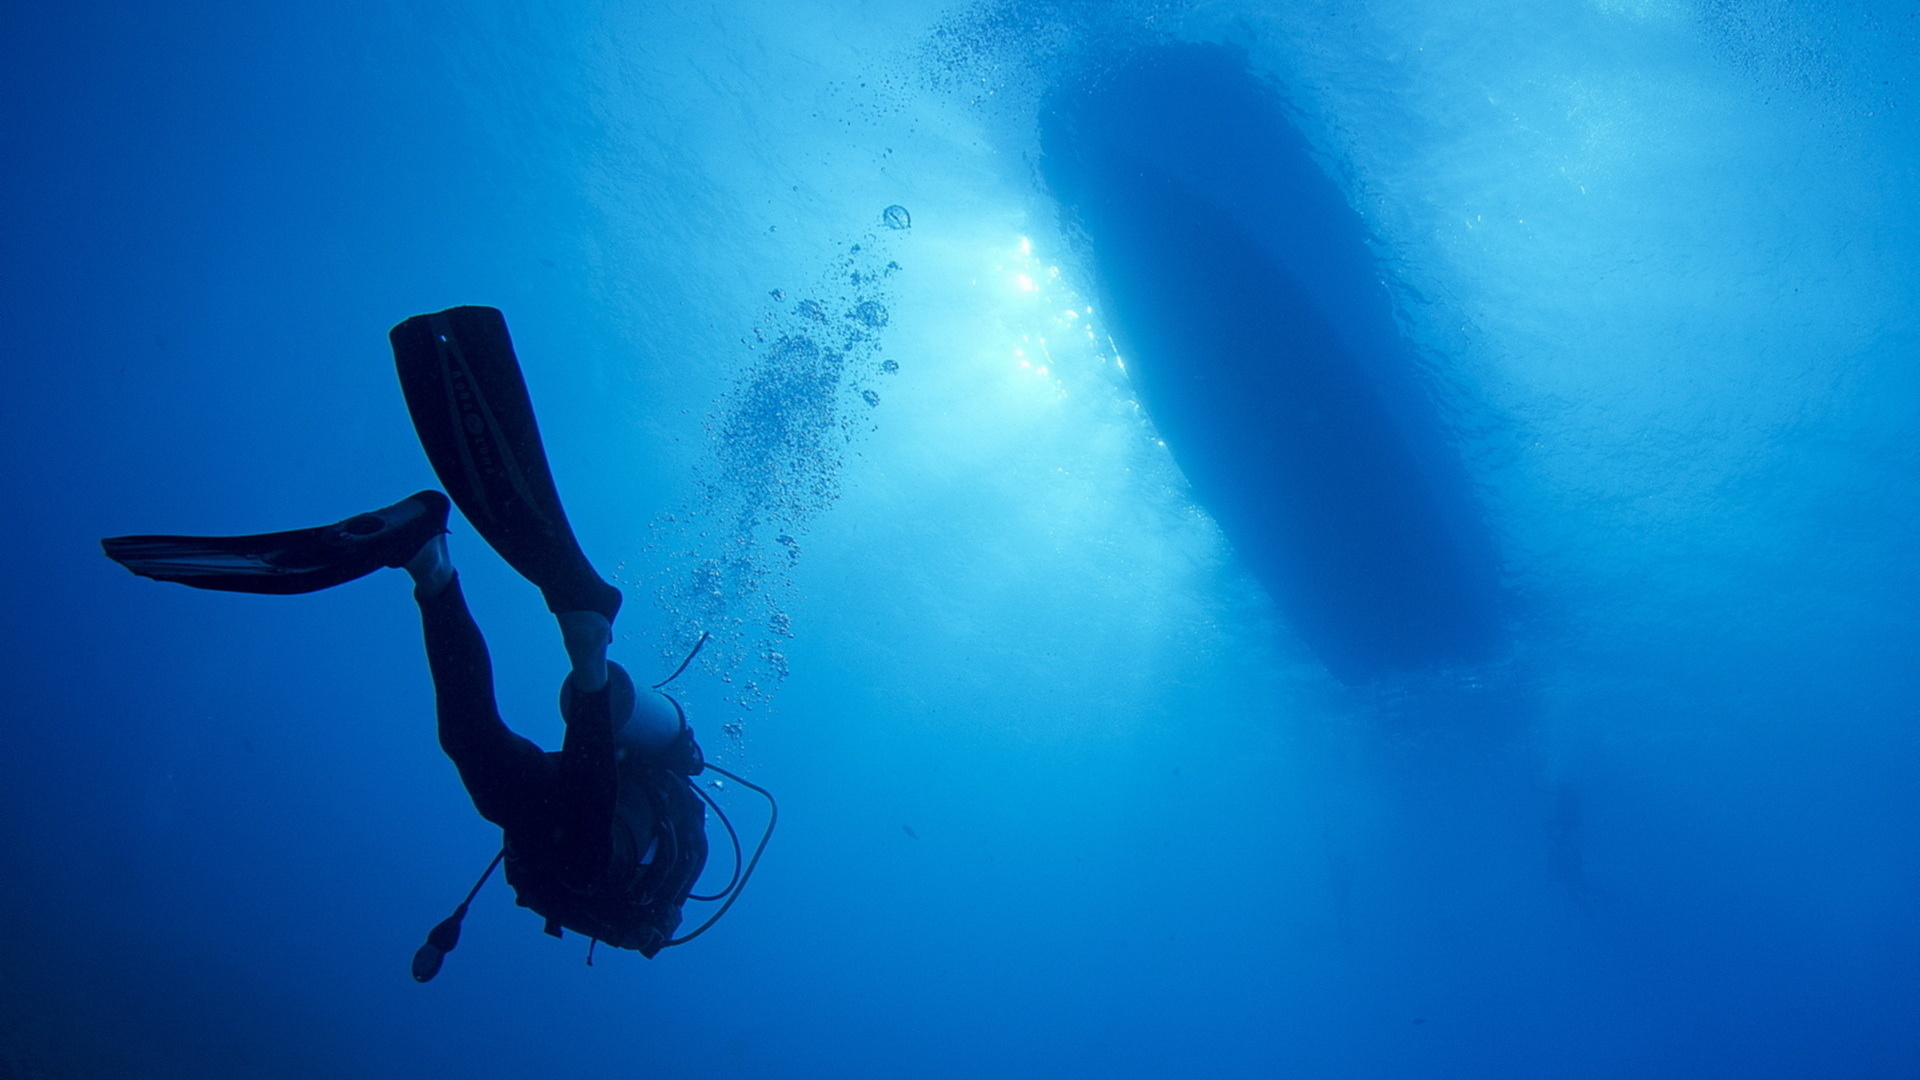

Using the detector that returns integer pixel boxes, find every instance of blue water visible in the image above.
[5,1,1918,1077]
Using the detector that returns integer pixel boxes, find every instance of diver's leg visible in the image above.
[557,610,611,692]
[404,533,454,597]
[551,613,657,884]
[557,609,677,752]
[553,673,620,889]
[412,559,550,832]
[413,539,619,885]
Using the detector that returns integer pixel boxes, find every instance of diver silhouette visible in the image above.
[103,306,772,979]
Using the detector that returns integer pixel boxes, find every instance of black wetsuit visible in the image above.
[418,576,705,955]
[102,306,723,960]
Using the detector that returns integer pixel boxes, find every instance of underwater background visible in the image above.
[4,0,1919,1076]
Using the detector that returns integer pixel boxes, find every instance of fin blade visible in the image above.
[100,527,379,594]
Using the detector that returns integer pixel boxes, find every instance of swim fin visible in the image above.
[102,491,450,595]
[389,306,622,622]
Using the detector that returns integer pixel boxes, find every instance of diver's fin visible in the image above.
[389,306,622,622]
[102,491,450,595]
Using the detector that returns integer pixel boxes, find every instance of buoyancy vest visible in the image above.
[503,723,708,958]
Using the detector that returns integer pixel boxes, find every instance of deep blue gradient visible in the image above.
[5,2,1920,1078]
[1040,44,1504,683]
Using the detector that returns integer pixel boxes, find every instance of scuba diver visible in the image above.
[101,306,771,980]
